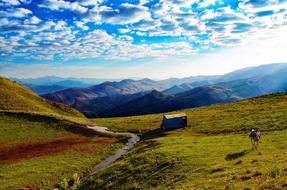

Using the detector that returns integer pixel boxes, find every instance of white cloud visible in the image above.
[0,0,20,6]
[80,0,103,6]
[40,0,88,14]
[198,0,217,8]
[0,8,32,18]
[24,16,42,25]
[75,21,89,30]
[54,20,66,30]
[88,3,151,24]
[118,28,131,33]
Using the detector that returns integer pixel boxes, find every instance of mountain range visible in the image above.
[11,76,123,94]
[38,63,287,117]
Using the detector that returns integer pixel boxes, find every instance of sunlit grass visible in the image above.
[81,93,287,189]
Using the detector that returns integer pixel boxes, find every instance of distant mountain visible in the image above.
[43,78,167,106]
[100,86,240,117]
[73,91,149,117]
[158,75,219,87]
[10,76,123,94]
[163,63,287,95]
[11,76,68,85]
[99,90,176,117]
[41,63,287,118]
[163,81,214,95]
[216,63,287,83]
[11,76,121,86]
[24,84,67,95]
[99,64,287,117]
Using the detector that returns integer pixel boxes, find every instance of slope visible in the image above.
[0,76,84,120]
[163,63,287,96]
[0,77,123,189]
[42,78,166,106]
[101,86,241,117]
[82,93,287,189]
[100,67,287,118]
[73,91,149,118]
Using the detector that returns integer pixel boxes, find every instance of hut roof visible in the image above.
[163,113,187,119]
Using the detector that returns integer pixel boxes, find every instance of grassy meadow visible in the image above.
[92,93,287,134]
[0,112,124,190]
[81,93,287,189]
[0,76,88,123]
[0,77,127,189]
[1,75,286,189]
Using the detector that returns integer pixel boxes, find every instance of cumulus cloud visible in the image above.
[40,0,88,14]
[75,21,89,30]
[1,0,287,63]
[24,16,42,25]
[0,8,32,18]
[88,3,151,24]
[198,0,217,8]
[0,0,20,6]
[80,0,104,6]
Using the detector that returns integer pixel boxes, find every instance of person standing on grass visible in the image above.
[249,128,261,151]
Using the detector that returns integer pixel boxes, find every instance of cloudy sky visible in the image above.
[0,0,287,79]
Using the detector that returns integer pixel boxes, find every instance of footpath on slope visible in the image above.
[87,126,140,174]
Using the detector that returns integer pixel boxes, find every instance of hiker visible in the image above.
[249,129,261,151]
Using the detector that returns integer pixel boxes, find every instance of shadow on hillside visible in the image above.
[225,150,249,161]
[141,128,167,140]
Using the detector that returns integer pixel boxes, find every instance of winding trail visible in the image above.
[87,126,140,174]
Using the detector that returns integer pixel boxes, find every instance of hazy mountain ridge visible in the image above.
[11,76,123,94]
[42,78,166,106]
[100,86,240,117]
[41,63,287,117]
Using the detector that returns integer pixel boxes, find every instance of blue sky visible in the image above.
[0,0,287,79]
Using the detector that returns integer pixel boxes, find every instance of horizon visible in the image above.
[6,62,287,81]
[1,0,287,79]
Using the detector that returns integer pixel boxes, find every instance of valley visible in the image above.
[1,63,287,189]
[1,0,287,188]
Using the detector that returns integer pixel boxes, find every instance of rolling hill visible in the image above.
[99,70,287,118]
[24,84,68,95]
[100,86,240,117]
[82,93,287,189]
[72,91,149,117]
[42,63,287,118]
[42,78,167,106]
[11,76,123,95]
[163,63,287,95]
[0,76,85,120]
[0,76,123,189]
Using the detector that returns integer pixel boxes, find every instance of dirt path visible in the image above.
[87,126,140,174]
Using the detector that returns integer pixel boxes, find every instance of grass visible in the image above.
[0,76,87,122]
[81,130,287,189]
[0,144,122,190]
[0,77,130,189]
[1,76,287,189]
[0,112,125,190]
[92,93,287,134]
[81,93,287,189]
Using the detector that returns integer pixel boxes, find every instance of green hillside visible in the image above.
[82,93,287,189]
[0,77,124,189]
[92,93,287,133]
[0,76,85,120]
